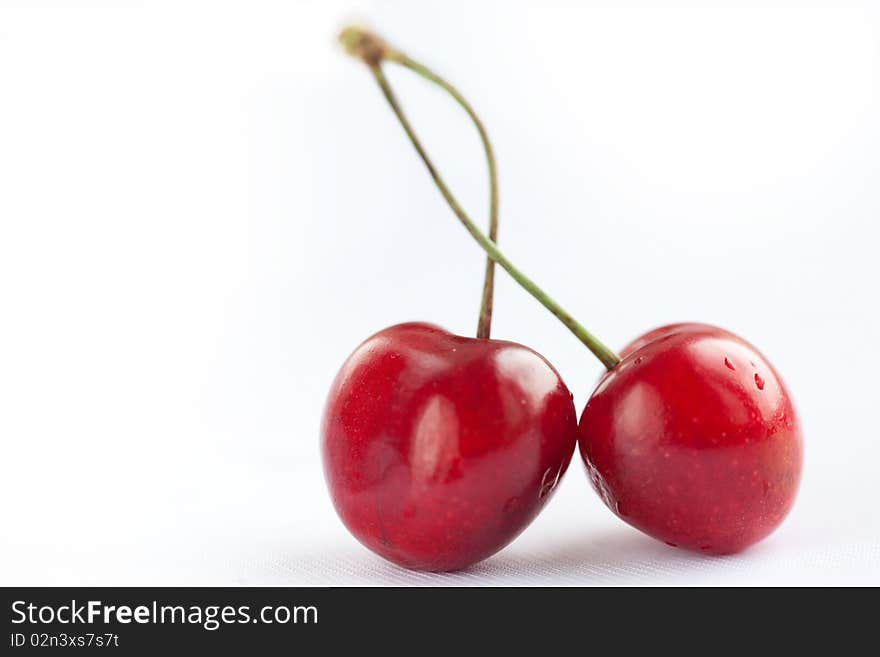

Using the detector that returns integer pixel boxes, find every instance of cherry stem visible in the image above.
[340,27,620,371]
[341,27,498,339]
[395,56,499,340]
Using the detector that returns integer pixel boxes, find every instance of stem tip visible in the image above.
[339,26,388,67]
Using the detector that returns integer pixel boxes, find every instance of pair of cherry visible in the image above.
[322,28,803,572]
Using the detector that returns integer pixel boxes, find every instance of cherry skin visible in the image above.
[617,322,698,359]
[578,323,803,554]
[322,322,577,572]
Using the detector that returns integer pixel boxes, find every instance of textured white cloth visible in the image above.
[3,455,878,586]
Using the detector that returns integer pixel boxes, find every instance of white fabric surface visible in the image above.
[3,457,879,586]
[1,1,879,586]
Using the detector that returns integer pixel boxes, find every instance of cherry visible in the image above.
[322,322,577,571]
[578,323,803,554]
[325,30,580,571]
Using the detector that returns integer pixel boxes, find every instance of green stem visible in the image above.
[391,54,499,340]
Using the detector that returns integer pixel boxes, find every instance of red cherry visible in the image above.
[322,322,577,571]
[578,323,803,554]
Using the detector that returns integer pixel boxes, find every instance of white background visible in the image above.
[1,1,878,585]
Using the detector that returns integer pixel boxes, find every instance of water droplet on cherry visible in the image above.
[724,357,736,371]
[754,373,765,390]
